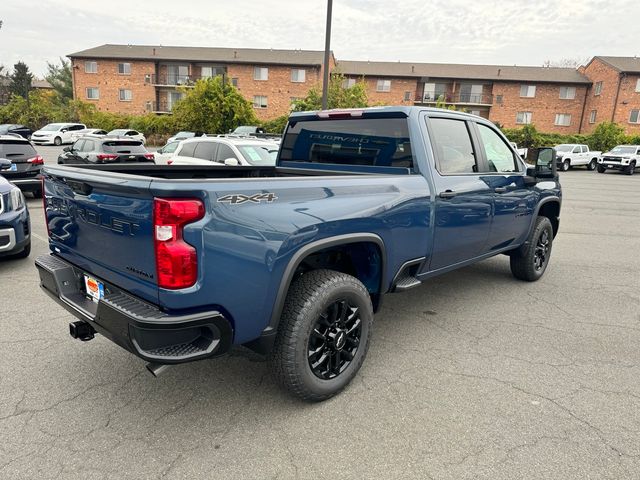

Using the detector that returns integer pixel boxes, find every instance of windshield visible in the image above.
[555,145,573,152]
[234,126,256,134]
[174,131,194,137]
[108,129,128,136]
[40,124,64,131]
[281,117,414,170]
[609,146,637,154]
[237,145,277,166]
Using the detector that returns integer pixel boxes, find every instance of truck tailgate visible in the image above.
[43,167,159,303]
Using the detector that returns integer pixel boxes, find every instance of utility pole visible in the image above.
[321,0,333,110]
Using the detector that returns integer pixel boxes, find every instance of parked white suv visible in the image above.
[107,129,146,145]
[31,123,86,146]
[554,144,601,171]
[597,145,640,175]
[169,137,279,166]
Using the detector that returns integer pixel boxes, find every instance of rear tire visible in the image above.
[562,159,570,171]
[587,159,597,171]
[53,137,62,146]
[597,165,606,173]
[269,269,373,402]
[510,217,553,282]
[626,162,636,175]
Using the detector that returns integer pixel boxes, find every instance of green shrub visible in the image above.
[261,114,289,134]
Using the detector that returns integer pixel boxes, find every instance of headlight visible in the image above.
[10,187,25,211]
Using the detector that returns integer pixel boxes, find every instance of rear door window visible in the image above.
[178,142,197,157]
[428,118,478,174]
[193,142,218,161]
[280,117,415,170]
[82,140,95,152]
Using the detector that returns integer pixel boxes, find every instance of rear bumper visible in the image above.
[35,254,233,364]
[6,176,41,191]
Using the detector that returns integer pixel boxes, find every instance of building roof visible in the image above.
[68,44,329,66]
[0,78,52,89]
[337,60,591,84]
[593,56,640,73]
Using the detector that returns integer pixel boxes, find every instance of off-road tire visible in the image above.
[510,216,553,282]
[269,269,373,402]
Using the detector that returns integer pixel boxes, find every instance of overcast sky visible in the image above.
[2,0,639,76]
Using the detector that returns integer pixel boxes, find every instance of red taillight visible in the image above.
[153,198,205,289]
[27,155,44,165]
[96,154,118,161]
[167,159,173,165]
[144,153,155,161]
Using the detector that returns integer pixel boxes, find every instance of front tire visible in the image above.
[626,162,636,175]
[13,240,31,259]
[562,159,570,171]
[587,159,597,171]
[53,136,62,146]
[597,165,606,173]
[269,269,373,402]
[510,216,553,282]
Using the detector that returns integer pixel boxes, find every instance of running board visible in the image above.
[394,275,422,292]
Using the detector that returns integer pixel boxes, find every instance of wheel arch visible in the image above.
[535,197,561,238]
[267,233,386,332]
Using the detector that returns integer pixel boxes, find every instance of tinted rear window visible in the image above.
[280,118,414,170]
[0,141,37,158]
[102,141,146,153]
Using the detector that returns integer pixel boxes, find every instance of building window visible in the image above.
[630,109,640,124]
[343,78,356,88]
[594,81,603,96]
[496,95,503,104]
[253,95,268,108]
[291,69,306,83]
[559,86,576,99]
[555,113,572,126]
[119,89,132,101]
[231,77,239,87]
[589,110,597,123]
[118,63,131,75]
[84,61,97,73]
[254,67,268,81]
[404,91,412,101]
[376,79,391,92]
[520,85,536,98]
[86,87,99,100]
[516,112,532,124]
[636,79,640,93]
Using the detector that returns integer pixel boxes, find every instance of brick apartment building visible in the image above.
[68,44,334,120]
[68,44,640,134]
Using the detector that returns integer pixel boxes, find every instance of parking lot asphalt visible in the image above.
[1,149,640,479]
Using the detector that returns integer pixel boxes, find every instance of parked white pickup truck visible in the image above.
[509,142,528,159]
[597,145,640,175]
[554,144,601,171]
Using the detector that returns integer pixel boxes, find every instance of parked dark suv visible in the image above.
[57,137,155,164]
[0,136,44,197]
[0,124,33,140]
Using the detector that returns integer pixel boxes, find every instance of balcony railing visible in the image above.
[146,101,175,113]
[150,74,207,86]
[418,93,493,105]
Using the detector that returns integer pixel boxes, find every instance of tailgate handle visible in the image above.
[66,180,93,196]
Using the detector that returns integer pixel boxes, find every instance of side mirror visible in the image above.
[529,147,557,179]
[223,158,239,166]
[0,158,12,170]
[61,128,68,133]
[63,146,72,152]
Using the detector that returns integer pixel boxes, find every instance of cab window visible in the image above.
[428,118,478,174]
[476,124,519,173]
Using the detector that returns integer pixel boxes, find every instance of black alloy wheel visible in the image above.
[308,299,362,380]
[533,228,551,272]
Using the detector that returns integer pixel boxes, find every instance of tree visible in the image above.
[10,61,33,99]
[589,121,625,152]
[293,72,368,111]
[45,58,73,102]
[172,76,257,134]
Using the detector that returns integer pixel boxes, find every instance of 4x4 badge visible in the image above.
[217,193,278,205]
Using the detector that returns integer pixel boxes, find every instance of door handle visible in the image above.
[438,190,456,199]
[494,187,508,193]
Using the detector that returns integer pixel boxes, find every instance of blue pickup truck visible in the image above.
[36,107,561,401]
